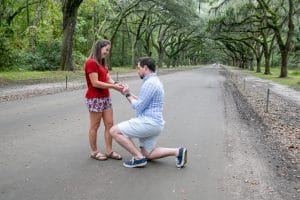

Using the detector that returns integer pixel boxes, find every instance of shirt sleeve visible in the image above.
[131,81,157,112]
[85,60,98,74]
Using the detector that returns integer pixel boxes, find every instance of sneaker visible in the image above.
[123,157,147,168]
[176,147,187,168]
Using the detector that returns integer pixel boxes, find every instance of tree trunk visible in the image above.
[121,28,125,66]
[155,25,169,68]
[131,13,146,68]
[26,0,30,26]
[143,17,154,57]
[131,38,138,69]
[279,0,294,77]
[249,58,254,71]
[261,0,294,77]
[61,0,83,71]
[30,0,42,53]
[263,49,271,75]
[256,47,263,73]
[280,50,289,77]
[261,35,271,74]
[0,0,4,24]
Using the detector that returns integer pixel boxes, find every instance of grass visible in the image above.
[246,67,300,89]
[0,71,79,81]
[0,65,194,83]
[0,67,136,83]
[3,65,297,89]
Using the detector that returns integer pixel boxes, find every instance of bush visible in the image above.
[10,41,88,71]
[33,41,62,70]
[72,50,86,70]
[13,41,61,71]
[14,51,40,70]
[289,51,300,69]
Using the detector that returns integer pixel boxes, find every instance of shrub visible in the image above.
[33,41,62,70]
[72,50,86,70]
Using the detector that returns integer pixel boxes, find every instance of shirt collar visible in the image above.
[143,73,155,81]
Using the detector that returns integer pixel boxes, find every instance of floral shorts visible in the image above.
[85,97,112,112]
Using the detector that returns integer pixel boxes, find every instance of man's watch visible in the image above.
[125,93,131,98]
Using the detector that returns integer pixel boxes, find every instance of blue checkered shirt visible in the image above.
[131,73,165,126]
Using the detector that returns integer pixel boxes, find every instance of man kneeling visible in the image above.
[110,57,187,168]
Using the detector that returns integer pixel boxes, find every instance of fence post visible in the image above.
[65,74,68,89]
[265,89,270,113]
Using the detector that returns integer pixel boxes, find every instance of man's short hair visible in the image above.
[138,57,156,72]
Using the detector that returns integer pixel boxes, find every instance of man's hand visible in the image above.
[121,84,130,95]
[112,83,124,92]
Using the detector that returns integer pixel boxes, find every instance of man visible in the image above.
[110,57,187,168]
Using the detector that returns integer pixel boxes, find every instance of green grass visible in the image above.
[246,67,300,89]
[1,71,70,80]
[0,65,195,83]
[0,67,135,83]
[0,70,84,82]
[111,66,136,73]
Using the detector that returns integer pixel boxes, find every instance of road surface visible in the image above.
[0,66,295,200]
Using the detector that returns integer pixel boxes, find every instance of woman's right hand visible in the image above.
[113,83,124,92]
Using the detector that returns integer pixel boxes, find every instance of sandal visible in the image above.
[106,151,122,160]
[90,152,107,161]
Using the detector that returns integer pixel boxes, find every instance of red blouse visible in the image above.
[84,59,110,98]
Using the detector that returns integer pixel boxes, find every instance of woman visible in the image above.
[85,40,123,161]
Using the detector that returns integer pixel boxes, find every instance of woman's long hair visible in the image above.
[88,40,111,66]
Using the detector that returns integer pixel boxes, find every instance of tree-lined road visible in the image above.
[0,66,290,200]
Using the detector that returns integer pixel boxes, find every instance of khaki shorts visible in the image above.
[117,117,163,153]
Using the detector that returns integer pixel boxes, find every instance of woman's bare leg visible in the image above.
[88,111,102,152]
[102,108,114,153]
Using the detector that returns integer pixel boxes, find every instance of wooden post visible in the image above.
[265,89,270,113]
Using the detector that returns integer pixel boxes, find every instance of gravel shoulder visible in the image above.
[221,66,300,199]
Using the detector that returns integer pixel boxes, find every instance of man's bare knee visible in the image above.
[109,125,118,137]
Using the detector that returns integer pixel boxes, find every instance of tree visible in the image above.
[209,0,299,78]
[257,0,295,77]
[61,0,83,71]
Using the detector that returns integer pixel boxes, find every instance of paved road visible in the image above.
[0,66,285,200]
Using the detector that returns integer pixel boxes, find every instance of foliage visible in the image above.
[72,49,86,69]
[0,25,14,70]
[12,41,61,71]
[206,0,300,77]
[0,0,299,76]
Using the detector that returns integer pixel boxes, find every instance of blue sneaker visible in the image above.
[176,147,187,168]
[123,157,147,168]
